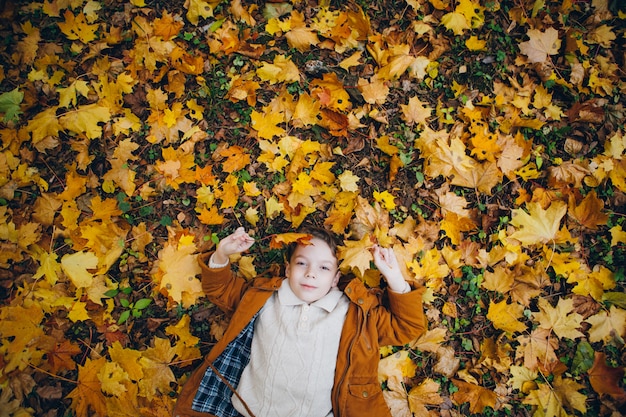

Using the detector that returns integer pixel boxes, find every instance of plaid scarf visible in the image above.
[192,314,258,416]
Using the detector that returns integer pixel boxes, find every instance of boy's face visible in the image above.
[285,237,340,304]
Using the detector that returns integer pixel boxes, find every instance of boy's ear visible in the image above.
[332,269,340,287]
[284,261,290,278]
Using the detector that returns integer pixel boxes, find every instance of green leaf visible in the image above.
[134,298,152,310]
[602,292,626,309]
[104,289,119,298]
[0,88,24,122]
[118,310,131,325]
[572,340,594,375]
[120,298,130,308]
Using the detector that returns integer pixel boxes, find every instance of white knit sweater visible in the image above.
[232,281,349,417]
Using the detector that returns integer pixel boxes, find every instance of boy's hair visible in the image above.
[285,226,339,262]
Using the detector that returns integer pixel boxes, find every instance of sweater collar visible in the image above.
[278,281,346,313]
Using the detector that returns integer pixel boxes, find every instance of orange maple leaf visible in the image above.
[451,379,498,414]
[46,340,82,373]
[569,190,609,230]
[153,11,184,41]
[218,146,251,173]
[269,232,312,249]
[67,356,108,417]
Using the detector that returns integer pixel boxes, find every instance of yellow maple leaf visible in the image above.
[58,80,90,108]
[0,303,46,372]
[533,297,584,340]
[285,10,319,51]
[310,72,351,111]
[408,378,444,415]
[293,92,321,127]
[358,76,389,105]
[408,248,450,291]
[251,109,286,139]
[586,305,626,344]
[523,376,587,416]
[61,251,99,288]
[441,11,470,35]
[339,50,363,70]
[509,201,567,246]
[508,365,538,393]
[451,160,502,195]
[138,337,176,400]
[373,190,396,211]
[456,0,484,28]
[26,107,62,145]
[264,196,285,220]
[378,350,418,383]
[401,96,432,126]
[185,0,218,25]
[109,341,144,381]
[58,10,99,43]
[80,220,128,274]
[165,315,201,361]
[466,35,487,50]
[487,298,527,334]
[59,104,111,140]
[98,361,131,396]
[338,234,375,277]
[154,238,203,308]
[256,54,300,84]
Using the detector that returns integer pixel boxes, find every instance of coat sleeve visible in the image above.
[373,285,428,346]
[198,252,250,316]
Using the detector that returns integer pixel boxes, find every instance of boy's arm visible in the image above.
[197,228,255,315]
[198,252,249,316]
[371,245,427,344]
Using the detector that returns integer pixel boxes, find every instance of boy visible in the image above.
[173,226,427,417]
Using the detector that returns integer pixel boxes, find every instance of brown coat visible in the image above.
[173,254,427,417]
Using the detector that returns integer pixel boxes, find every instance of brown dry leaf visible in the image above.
[569,190,609,230]
[451,379,498,414]
[588,351,626,406]
[516,328,559,371]
[518,27,561,63]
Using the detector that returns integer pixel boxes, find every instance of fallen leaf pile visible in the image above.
[0,0,625,416]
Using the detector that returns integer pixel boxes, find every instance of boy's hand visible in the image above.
[212,227,255,265]
[372,245,410,293]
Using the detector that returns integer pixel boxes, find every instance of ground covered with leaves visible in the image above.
[0,0,625,416]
